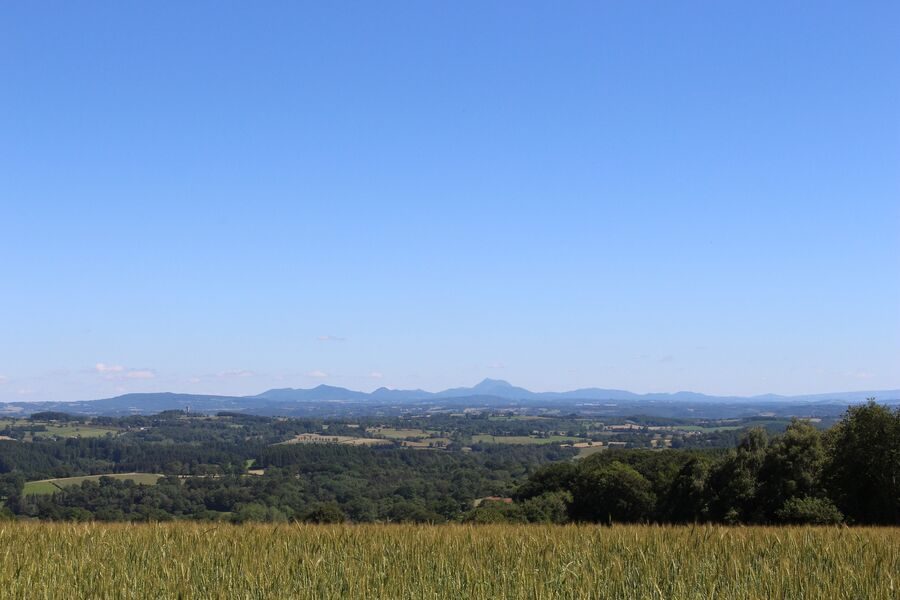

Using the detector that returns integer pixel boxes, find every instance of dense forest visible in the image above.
[1,401,897,525]
[486,401,900,526]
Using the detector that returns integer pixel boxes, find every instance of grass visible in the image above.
[36,423,119,438]
[372,427,434,439]
[20,481,62,495]
[472,434,582,445]
[23,473,163,496]
[400,438,452,449]
[1,419,119,439]
[576,445,606,458]
[0,523,896,598]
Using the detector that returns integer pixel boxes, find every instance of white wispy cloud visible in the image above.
[486,362,506,369]
[317,335,347,342]
[124,369,156,380]
[0,375,8,384]
[368,371,384,379]
[307,370,328,378]
[851,370,875,380]
[95,363,156,380]
[218,369,255,378]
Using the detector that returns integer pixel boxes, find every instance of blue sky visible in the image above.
[2,2,898,401]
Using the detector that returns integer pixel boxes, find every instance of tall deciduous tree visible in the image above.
[705,428,768,523]
[569,461,655,523]
[758,419,829,520]
[824,400,900,524]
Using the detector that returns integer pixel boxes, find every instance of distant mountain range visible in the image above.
[256,378,900,404]
[1,378,898,419]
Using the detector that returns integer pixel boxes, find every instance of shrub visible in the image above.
[776,496,843,525]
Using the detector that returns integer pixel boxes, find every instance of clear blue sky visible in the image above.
[2,2,898,401]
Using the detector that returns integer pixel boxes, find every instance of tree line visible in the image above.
[1,441,571,523]
[471,401,899,525]
[2,401,897,524]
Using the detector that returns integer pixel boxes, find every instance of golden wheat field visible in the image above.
[1,522,897,599]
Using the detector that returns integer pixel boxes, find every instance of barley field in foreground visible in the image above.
[1,523,897,599]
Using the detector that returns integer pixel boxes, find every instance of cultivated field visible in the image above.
[370,427,435,439]
[472,434,582,445]
[0,523,896,599]
[0,419,119,440]
[22,473,163,495]
[32,423,119,438]
[279,433,391,446]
